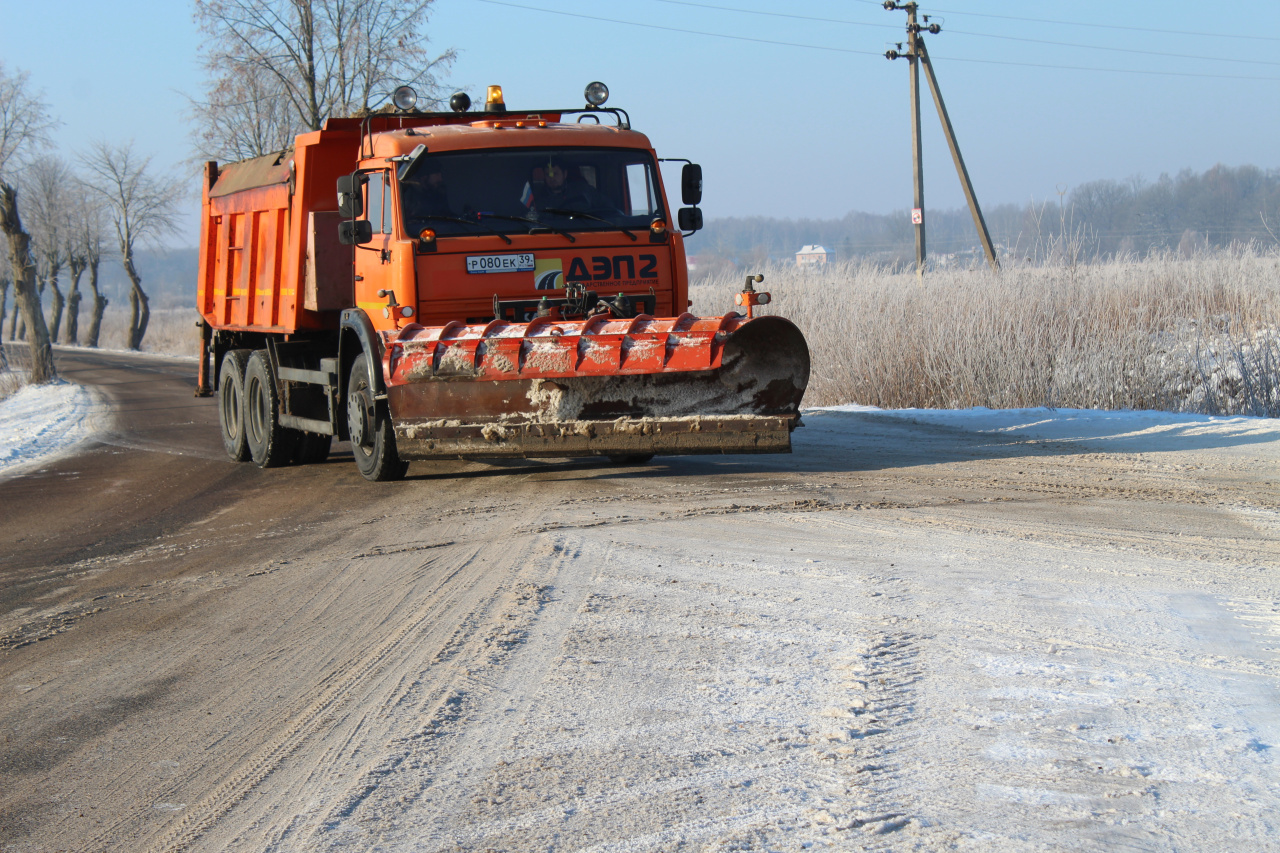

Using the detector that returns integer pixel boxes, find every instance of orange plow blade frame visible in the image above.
[381,313,810,459]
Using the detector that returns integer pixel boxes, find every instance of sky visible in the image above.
[2,1,1279,246]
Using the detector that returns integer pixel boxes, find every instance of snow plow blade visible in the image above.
[382,313,810,459]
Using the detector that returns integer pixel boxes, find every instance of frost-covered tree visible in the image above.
[23,155,74,343]
[79,141,181,350]
[0,63,58,383]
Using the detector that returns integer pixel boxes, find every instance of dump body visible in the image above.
[196,99,809,479]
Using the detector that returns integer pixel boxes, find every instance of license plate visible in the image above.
[466,253,535,274]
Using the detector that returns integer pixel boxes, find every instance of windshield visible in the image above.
[400,147,665,238]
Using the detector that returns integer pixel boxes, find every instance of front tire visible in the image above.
[218,349,253,462]
[347,353,408,482]
[244,351,297,468]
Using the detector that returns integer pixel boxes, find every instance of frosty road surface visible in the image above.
[1,348,1278,852]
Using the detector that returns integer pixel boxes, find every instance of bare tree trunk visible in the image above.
[0,278,8,371]
[66,287,80,344]
[66,257,84,344]
[86,257,106,348]
[1,182,57,383]
[48,267,65,344]
[123,252,149,350]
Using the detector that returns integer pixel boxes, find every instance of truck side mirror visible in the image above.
[681,163,703,206]
[338,219,374,245]
[677,207,703,233]
[337,173,366,218]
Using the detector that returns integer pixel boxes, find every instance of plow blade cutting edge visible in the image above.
[382,313,810,459]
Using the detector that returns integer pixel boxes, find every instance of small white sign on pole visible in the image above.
[911,208,923,225]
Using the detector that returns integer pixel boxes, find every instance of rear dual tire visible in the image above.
[244,351,297,468]
[293,432,332,465]
[218,349,254,462]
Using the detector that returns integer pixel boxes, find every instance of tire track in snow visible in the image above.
[135,544,487,853]
[294,532,592,850]
[335,515,934,851]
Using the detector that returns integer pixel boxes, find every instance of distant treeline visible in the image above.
[687,163,1280,273]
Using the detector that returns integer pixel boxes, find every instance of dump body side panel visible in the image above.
[198,130,360,335]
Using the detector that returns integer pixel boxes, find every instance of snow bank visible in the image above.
[3,377,1276,482]
[0,381,108,480]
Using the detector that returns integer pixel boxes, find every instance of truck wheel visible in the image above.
[347,353,408,482]
[244,350,297,468]
[218,349,253,462]
[293,432,333,465]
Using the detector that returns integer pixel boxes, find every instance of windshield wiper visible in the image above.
[477,212,577,243]
[540,208,637,241]
[411,214,513,244]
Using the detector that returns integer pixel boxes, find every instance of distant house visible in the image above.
[795,245,834,267]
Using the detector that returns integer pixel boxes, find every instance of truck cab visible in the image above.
[341,111,696,331]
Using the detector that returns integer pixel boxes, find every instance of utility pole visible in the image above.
[885,2,1000,275]
[907,3,925,280]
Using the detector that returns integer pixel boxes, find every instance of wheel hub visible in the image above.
[348,387,374,448]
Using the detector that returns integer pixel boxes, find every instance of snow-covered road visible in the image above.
[3,367,1278,851]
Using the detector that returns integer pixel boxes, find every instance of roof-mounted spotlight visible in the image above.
[584,81,609,108]
[392,85,418,112]
[485,85,506,112]
[449,91,472,113]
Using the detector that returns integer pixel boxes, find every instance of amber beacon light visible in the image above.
[485,85,506,112]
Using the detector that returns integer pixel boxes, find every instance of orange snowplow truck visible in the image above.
[196,83,810,481]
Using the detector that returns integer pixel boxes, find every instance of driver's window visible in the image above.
[367,171,390,234]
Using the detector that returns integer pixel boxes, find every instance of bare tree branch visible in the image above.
[23,155,74,342]
[192,0,455,161]
[79,140,182,350]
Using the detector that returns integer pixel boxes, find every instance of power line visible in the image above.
[641,0,1280,69]
[945,28,1280,68]
[929,53,1280,82]
[917,5,1280,43]
[639,0,898,31]
[466,0,1280,82]
[467,0,882,56]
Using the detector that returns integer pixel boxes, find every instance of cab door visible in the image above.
[355,169,395,325]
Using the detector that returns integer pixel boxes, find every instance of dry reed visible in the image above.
[691,247,1280,415]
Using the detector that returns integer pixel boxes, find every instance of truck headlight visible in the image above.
[584,81,609,107]
[392,85,418,111]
